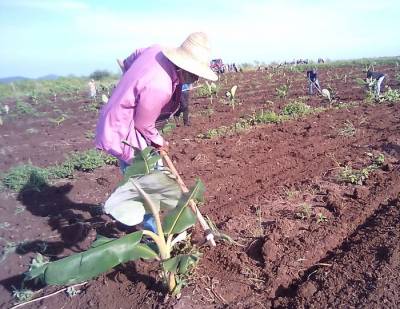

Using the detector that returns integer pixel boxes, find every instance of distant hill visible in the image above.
[0,76,29,84]
[37,74,60,81]
[0,74,61,84]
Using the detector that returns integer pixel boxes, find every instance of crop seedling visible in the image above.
[296,203,312,220]
[316,213,328,223]
[276,84,290,99]
[380,87,400,103]
[15,101,38,116]
[198,81,218,104]
[24,148,205,295]
[355,77,378,102]
[338,120,356,137]
[225,85,238,110]
[282,101,311,118]
[338,153,385,185]
[12,287,35,303]
[48,114,68,126]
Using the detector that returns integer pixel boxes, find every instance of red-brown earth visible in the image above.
[1,64,400,308]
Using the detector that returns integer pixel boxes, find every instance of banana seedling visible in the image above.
[205,81,217,104]
[25,148,204,295]
[225,85,238,110]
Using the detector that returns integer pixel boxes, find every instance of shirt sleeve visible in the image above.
[134,86,172,146]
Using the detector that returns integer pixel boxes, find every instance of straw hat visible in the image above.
[162,32,218,81]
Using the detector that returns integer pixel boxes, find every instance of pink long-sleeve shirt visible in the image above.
[95,45,180,164]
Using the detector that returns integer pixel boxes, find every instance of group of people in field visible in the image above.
[306,67,385,97]
[91,32,387,231]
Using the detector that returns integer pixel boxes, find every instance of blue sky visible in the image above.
[0,0,399,78]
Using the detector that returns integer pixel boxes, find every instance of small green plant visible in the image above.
[225,85,238,110]
[15,101,38,116]
[0,239,17,264]
[338,153,385,185]
[250,110,281,124]
[48,114,68,126]
[24,148,205,295]
[85,130,95,139]
[338,165,368,184]
[47,161,75,179]
[282,101,311,118]
[12,287,35,303]
[296,203,312,220]
[197,81,218,104]
[316,213,328,223]
[1,165,49,191]
[381,87,400,102]
[276,84,290,99]
[338,120,356,137]
[161,122,176,135]
[104,154,119,166]
[356,77,377,101]
[68,149,106,172]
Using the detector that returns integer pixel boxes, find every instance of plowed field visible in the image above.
[1,64,400,308]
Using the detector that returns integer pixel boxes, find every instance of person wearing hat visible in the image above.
[95,32,217,231]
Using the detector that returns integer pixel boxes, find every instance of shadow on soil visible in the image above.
[0,175,127,295]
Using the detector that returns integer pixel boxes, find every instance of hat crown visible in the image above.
[180,32,211,66]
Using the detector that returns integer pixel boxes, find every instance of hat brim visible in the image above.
[162,47,218,82]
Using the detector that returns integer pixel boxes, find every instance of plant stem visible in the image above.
[131,180,176,292]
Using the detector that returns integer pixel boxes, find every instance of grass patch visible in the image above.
[1,165,49,192]
[1,149,118,192]
[198,101,325,139]
[338,153,385,185]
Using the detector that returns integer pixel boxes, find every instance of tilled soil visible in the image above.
[1,65,400,308]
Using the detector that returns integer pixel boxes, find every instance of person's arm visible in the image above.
[134,86,172,147]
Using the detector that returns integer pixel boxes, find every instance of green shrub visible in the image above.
[68,149,106,171]
[47,161,75,179]
[282,101,311,117]
[250,110,281,124]
[104,154,118,166]
[2,165,49,191]
[15,101,37,115]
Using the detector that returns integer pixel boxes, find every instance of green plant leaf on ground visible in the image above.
[24,231,158,285]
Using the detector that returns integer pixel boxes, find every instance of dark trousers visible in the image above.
[175,91,190,126]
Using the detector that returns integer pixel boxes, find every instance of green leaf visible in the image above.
[91,235,115,248]
[162,179,205,235]
[104,171,182,226]
[119,147,160,186]
[163,253,200,274]
[25,231,151,286]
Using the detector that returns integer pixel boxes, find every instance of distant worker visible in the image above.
[233,63,238,73]
[88,79,97,99]
[307,68,321,95]
[174,83,192,126]
[366,70,385,97]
